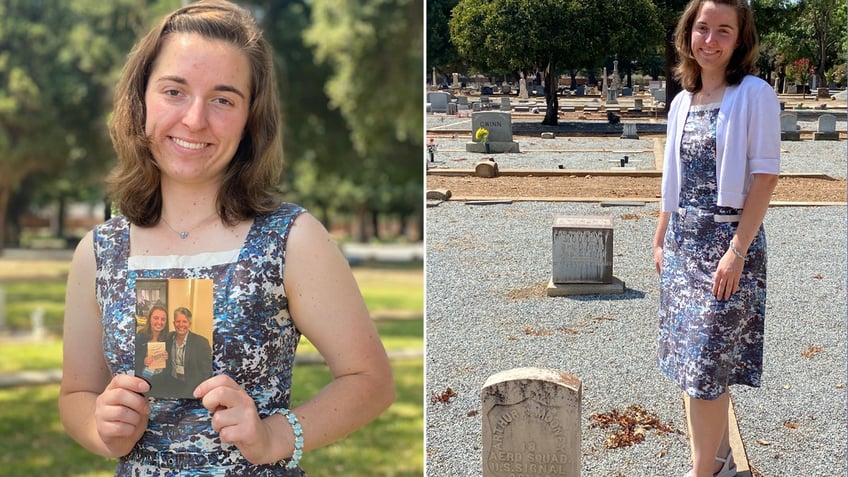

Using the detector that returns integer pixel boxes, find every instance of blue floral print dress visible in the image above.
[658,103,767,400]
[94,203,308,476]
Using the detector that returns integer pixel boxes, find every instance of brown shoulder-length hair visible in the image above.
[141,303,170,342]
[673,0,759,92]
[107,0,283,227]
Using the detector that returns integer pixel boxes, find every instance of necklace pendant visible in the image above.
[179,231,188,239]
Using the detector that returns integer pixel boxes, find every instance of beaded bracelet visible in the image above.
[729,240,747,261]
[273,408,304,470]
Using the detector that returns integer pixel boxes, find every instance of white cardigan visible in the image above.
[661,75,781,212]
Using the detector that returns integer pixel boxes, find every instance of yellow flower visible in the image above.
[475,127,489,143]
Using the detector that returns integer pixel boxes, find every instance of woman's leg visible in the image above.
[687,391,732,476]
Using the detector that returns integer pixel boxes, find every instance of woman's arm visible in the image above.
[653,211,672,274]
[712,173,779,299]
[59,231,152,457]
[194,213,395,464]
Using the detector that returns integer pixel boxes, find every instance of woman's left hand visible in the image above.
[712,248,744,300]
[194,375,274,464]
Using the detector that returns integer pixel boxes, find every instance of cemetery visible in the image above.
[425,80,847,476]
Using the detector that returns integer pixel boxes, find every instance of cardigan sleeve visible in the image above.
[746,81,781,175]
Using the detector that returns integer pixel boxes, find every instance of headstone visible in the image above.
[31,307,46,340]
[650,88,666,103]
[500,97,511,112]
[482,367,582,477]
[621,87,632,96]
[472,102,482,112]
[447,103,458,115]
[620,123,639,139]
[501,83,511,94]
[548,215,624,296]
[633,98,644,111]
[457,96,469,106]
[575,85,585,97]
[780,112,801,141]
[475,160,498,178]
[482,86,494,96]
[467,111,521,154]
[481,96,491,104]
[428,92,450,113]
[814,113,839,140]
[452,72,460,89]
[817,87,831,99]
[519,78,529,99]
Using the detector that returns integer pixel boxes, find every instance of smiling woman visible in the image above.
[58,1,395,476]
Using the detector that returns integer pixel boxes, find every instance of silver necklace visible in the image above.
[160,212,219,240]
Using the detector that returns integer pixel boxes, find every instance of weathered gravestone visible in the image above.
[519,78,529,99]
[620,123,639,139]
[483,367,582,477]
[814,113,839,141]
[468,111,520,153]
[780,112,801,141]
[500,97,511,112]
[428,92,450,114]
[547,215,624,296]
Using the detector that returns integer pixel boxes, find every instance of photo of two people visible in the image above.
[134,278,213,399]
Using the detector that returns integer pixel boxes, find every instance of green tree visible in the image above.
[427,0,461,85]
[0,0,149,252]
[448,0,662,125]
[304,0,423,240]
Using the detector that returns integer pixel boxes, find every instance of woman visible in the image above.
[59,1,395,475]
[134,303,170,390]
[652,0,779,476]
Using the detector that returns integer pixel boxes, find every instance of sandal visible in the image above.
[713,449,737,477]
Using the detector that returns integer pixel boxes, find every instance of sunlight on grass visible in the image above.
[0,340,63,373]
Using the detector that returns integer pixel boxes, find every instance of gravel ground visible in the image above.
[426,117,848,179]
[424,201,846,476]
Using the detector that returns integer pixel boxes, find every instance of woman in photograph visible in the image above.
[652,0,779,476]
[134,303,171,390]
[59,1,394,475]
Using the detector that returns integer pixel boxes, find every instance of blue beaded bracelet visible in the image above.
[272,408,304,470]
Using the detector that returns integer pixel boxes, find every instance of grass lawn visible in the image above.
[0,262,423,476]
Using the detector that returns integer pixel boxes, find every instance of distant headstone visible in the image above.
[452,72,460,89]
[633,98,644,111]
[457,96,469,106]
[814,113,839,140]
[482,86,494,96]
[621,87,632,96]
[501,83,511,94]
[620,123,639,139]
[548,215,624,296]
[575,85,585,97]
[500,97,511,112]
[472,102,482,112]
[519,78,529,99]
[780,112,801,141]
[650,88,666,103]
[482,367,582,477]
[467,111,520,154]
[428,92,450,113]
[475,160,498,177]
[447,103,458,115]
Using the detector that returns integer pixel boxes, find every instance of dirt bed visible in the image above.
[426,174,847,203]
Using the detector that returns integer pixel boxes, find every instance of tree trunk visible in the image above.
[542,62,558,126]
[664,29,682,113]
[0,187,9,256]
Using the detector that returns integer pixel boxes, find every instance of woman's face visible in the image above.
[144,32,251,188]
[690,1,740,76]
[149,309,167,333]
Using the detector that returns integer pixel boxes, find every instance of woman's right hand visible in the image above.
[94,374,151,456]
[652,245,663,274]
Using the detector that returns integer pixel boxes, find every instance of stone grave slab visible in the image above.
[548,215,624,296]
[814,113,839,141]
[483,367,582,477]
[467,111,521,154]
[780,112,801,141]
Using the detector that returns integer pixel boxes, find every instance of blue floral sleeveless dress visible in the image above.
[94,203,308,476]
[657,103,767,400]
